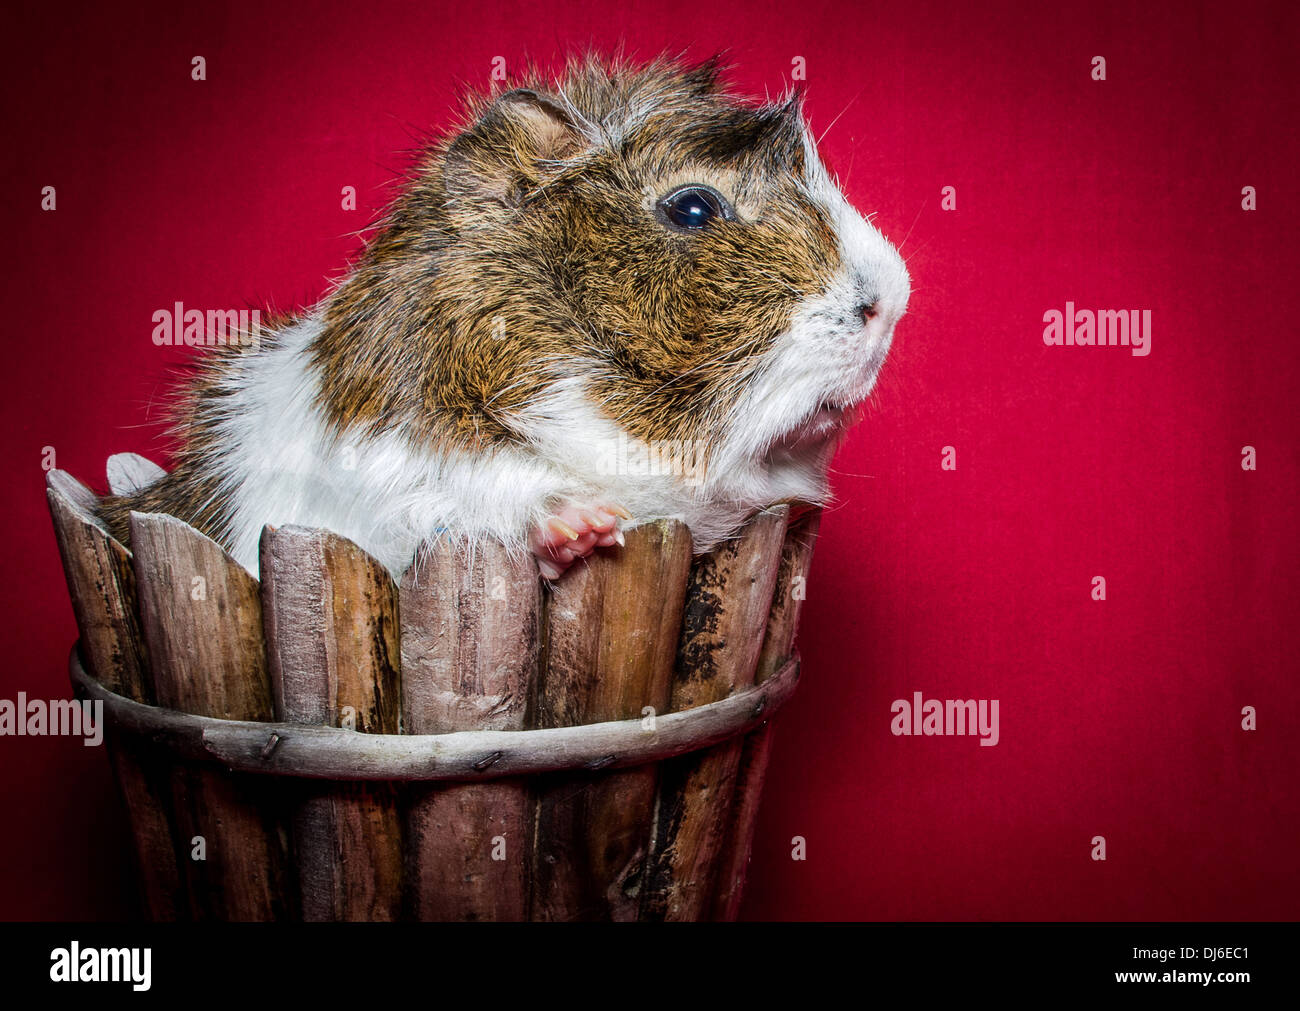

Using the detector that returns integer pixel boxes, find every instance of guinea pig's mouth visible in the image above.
[808,400,851,429]
[769,400,858,453]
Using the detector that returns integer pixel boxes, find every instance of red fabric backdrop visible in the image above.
[3,0,1296,920]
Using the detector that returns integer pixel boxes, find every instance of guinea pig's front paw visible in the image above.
[529,502,632,580]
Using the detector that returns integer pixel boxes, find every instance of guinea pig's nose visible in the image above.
[858,301,879,324]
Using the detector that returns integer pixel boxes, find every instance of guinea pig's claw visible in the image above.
[536,558,566,581]
[531,501,632,580]
[546,517,582,541]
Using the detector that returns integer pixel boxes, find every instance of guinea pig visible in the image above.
[98,53,911,581]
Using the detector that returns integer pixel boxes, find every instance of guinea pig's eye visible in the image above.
[656,185,734,232]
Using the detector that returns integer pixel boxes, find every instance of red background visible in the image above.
[3,0,1296,920]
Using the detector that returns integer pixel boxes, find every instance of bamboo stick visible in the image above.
[399,540,540,920]
[531,519,692,921]
[130,511,286,920]
[710,508,822,920]
[260,525,403,921]
[46,470,184,920]
[640,505,789,921]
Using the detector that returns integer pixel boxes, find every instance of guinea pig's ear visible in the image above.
[444,88,587,207]
[495,89,586,160]
[754,91,809,175]
[681,53,726,96]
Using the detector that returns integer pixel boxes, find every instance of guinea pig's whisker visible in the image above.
[615,358,752,425]
[816,88,864,146]
[481,374,544,408]
[635,336,765,403]
[745,269,803,298]
[902,238,934,265]
[897,203,926,254]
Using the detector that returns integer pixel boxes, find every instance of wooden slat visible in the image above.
[47,471,150,702]
[46,470,184,920]
[399,540,540,921]
[710,507,822,920]
[106,452,166,496]
[260,525,403,921]
[640,505,790,921]
[531,519,693,921]
[132,513,273,718]
[130,511,286,921]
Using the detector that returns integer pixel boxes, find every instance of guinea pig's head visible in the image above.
[315,55,909,474]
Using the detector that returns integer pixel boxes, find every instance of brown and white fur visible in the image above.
[100,54,910,580]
